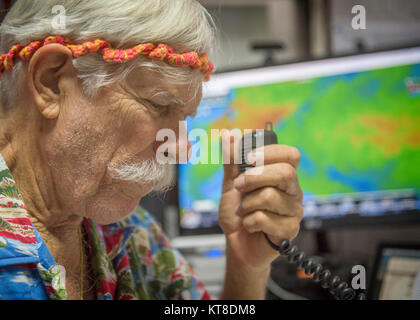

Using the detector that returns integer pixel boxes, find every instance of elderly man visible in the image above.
[0,0,303,300]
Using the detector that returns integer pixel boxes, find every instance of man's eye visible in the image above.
[141,100,169,115]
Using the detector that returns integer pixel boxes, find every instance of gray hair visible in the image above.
[0,0,215,110]
[108,159,175,193]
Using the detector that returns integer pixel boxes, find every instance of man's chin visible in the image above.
[88,200,140,225]
[85,178,160,224]
[87,190,151,225]
[120,186,153,217]
[125,196,141,214]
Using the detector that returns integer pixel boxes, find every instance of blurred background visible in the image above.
[206,0,420,70]
[144,0,420,300]
[2,0,420,300]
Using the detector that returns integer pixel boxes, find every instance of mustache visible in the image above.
[108,159,175,192]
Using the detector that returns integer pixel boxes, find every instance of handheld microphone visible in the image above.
[238,122,365,300]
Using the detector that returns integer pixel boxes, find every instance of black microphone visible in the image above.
[238,122,365,300]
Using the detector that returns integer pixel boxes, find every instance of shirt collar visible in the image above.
[86,218,138,261]
[0,154,42,267]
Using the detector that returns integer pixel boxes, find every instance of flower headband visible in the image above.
[0,35,215,81]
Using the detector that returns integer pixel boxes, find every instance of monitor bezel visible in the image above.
[367,242,420,300]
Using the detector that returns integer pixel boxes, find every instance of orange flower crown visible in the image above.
[0,35,215,81]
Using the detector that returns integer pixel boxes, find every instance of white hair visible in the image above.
[0,0,215,109]
[108,159,175,193]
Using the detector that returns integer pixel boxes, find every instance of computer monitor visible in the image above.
[368,243,420,300]
[177,46,420,236]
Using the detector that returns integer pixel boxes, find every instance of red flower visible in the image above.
[170,259,185,281]
[115,255,130,274]
[170,267,184,281]
[201,290,211,300]
[98,279,117,298]
[45,285,55,295]
[143,249,153,266]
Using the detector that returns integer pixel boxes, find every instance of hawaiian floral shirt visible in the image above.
[0,154,210,300]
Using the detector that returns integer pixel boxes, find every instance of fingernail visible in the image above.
[246,150,255,165]
[233,175,245,189]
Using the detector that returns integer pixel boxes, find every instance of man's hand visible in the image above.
[218,134,304,271]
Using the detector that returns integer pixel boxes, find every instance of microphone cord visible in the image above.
[263,234,366,300]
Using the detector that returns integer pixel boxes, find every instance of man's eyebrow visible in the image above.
[149,91,186,106]
[148,90,199,119]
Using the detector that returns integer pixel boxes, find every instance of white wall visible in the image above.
[207,5,270,71]
[331,0,420,54]
[204,0,308,71]
[202,0,420,72]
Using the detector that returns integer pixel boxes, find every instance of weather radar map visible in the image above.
[178,52,420,231]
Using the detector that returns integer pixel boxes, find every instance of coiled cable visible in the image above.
[264,234,366,300]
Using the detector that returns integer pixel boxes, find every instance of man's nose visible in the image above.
[155,121,192,164]
[177,121,191,164]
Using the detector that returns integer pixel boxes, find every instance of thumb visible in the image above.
[221,130,241,193]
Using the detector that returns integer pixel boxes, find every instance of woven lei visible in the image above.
[0,35,214,81]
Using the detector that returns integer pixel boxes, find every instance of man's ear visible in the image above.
[27,43,76,119]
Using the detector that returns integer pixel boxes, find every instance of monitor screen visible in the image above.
[369,243,420,300]
[177,47,420,235]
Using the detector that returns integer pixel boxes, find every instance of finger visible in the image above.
[247,144,301,169]
[237,187,303,218]
[221,130,242,192]
[234,163,302,197]
[242,210,300,241]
